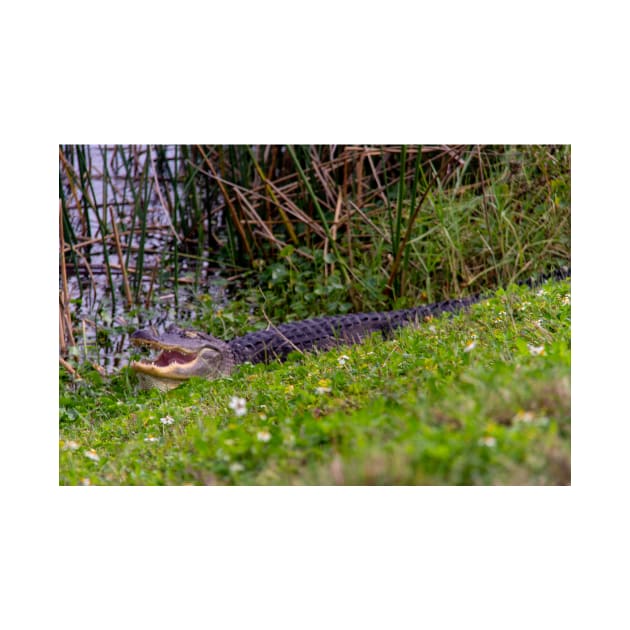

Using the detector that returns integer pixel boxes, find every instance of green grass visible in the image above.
[59,275,570,485]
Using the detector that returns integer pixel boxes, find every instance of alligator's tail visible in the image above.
[384,264,571,331]
[517,265,571,288]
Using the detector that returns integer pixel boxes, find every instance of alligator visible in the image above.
[130,267,570,391]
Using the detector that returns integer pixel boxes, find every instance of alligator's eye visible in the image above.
[184,330,199,338]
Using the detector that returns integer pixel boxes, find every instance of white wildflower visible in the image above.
[528,344,545,356]
[513,410,535,424]
[63,440,80,451]
[257,430,272,443]
[337,354,350,366]
[84,449,100,462]
[144,436,159,443]
[463,340,477,353]
[228,396,247,417]
[160,415,175,425]
[479,436,497,448]
[315,379,332,394]
[229,463,244,474]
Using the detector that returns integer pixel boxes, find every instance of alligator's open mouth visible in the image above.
[131,347,200,373]
[130,327,208,390]
[147,349,195,367]
[131,347,204,391]
[129,324,233,390]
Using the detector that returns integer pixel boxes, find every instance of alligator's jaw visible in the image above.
[131,349,205,390]
[130,325,234,389]
[134,370,189,392]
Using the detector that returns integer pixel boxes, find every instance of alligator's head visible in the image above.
[130,324,235,391]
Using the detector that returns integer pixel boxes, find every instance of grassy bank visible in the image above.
[59,274,570,485]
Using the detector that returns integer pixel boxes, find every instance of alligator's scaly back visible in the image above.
[130,266,570,389]
[228,294,483,364]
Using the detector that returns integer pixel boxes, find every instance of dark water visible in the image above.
[60,145,228,374]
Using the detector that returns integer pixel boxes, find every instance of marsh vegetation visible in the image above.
[59,145,570,485]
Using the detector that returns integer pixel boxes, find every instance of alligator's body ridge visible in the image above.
[227,295,481,365]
